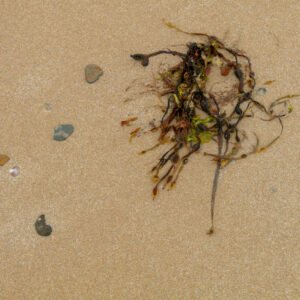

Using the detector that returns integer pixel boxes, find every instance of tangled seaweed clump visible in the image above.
[125,22,298,234]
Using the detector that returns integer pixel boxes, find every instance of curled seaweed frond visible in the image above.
[125,22,299,234]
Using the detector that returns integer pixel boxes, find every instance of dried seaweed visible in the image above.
[126,21,299,234]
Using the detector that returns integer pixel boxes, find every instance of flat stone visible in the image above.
[0,154,10,166]
[85,64,103,83]
[53,124,74,141]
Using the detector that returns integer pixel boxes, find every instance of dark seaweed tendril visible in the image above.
[128,22,298,234]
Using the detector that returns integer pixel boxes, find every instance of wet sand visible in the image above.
[0,1,299,299]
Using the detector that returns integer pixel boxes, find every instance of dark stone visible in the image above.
[53,124,74,141]
[35,215,52,237]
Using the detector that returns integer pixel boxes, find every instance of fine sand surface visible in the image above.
[0,1,299,299]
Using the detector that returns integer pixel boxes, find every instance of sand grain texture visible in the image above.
[0,1,299,299]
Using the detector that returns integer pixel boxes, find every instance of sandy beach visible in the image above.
[0,1,299,299]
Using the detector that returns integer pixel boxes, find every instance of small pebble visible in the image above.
[53,124,74,141]
[0,154,10,166]
[44,103,52,112]
[255,87,267,96]
[9,166,20,177]
[85,64,103,84]
[35,215,52,237]
[270,186,278,193]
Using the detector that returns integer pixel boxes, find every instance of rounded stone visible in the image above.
[85,64,103,84]
[9,166,20,177]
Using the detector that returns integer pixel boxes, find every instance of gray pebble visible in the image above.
[44,103,52,112]
[35,215,52,237]
[270,186,278,193]
[53,124,74,141]
[255,87,267,96]
[85,64,103,84]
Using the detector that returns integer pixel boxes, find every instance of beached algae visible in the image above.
[126,21,299,234]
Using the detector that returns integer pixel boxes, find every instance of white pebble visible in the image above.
[9,166,20,177]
